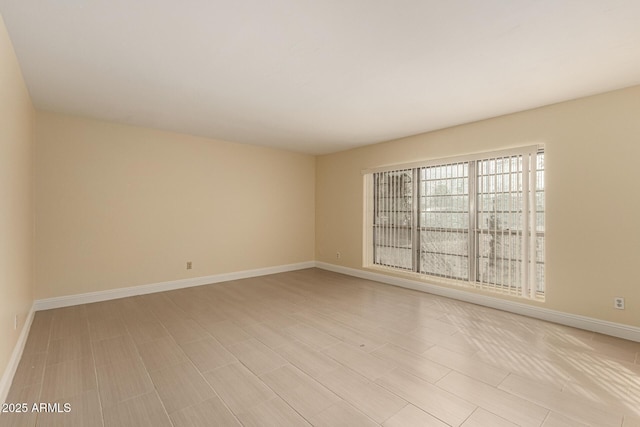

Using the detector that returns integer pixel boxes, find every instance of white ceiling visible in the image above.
[2,1,640,154]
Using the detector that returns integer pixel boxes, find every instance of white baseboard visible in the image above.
[33,261,316,311]
[315,262,640,343]
[26,258,640,343]
[0,304,35,405]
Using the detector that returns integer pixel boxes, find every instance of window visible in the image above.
[365,146,545,299]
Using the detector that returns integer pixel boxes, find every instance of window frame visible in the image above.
[363,145,544,299]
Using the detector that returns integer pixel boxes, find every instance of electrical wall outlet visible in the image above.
[614,297,625,310]
[336,252,341,259]
[186,261,193,270]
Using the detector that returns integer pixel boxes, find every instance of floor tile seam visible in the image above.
[372,368,465,426]
[172,345,244,426]
[418,348,511,387]
[88,328,106,427]
[236,325,290,352]
[558,378,640,418]
[320,343,405,381]
[495,372,625,425]
[321,364,411,406]
[436,371,555,426]
[91,325,146,370]
[118,341,176,426]
[390,368,476,404]
[255,362,382,427]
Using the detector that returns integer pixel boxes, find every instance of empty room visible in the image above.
[1,1,639,426]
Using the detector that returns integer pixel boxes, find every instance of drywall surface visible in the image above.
[35,112,315,299]
[316,85,640,327]
[0,14,34,386]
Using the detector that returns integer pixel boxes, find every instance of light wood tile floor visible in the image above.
[2,268,639,426]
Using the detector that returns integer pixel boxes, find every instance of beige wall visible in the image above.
[0,15,34,383]
[316,85,640,327]
[34,112,315,299]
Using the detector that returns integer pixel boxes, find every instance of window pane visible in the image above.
[477,257,522,288]
[420,252,469,280]
[373,170,413,270]
[374,231,413,270]
[477,212,522,231]
[420,229,469,279]
[419,162,469,279]
[476,155,526,289]
[536,152,545,293]
[420,230,468,256]
[477,232,523,259]
[536,263,545,292]
[420,212,468,229]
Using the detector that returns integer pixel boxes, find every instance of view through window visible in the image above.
[368,147,544,299]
